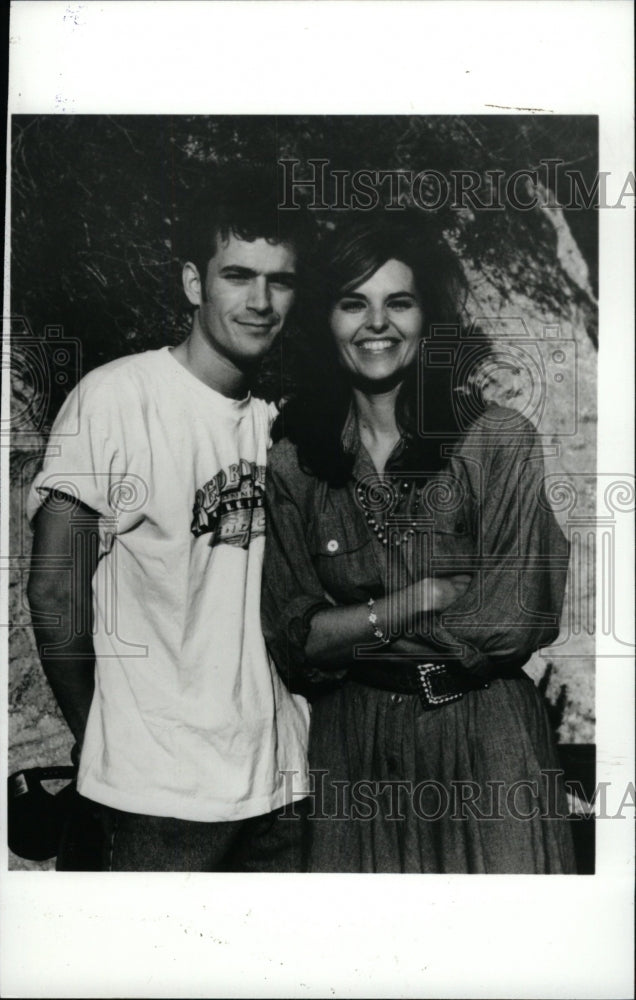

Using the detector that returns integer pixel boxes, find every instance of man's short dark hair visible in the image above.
[175,166,309,283]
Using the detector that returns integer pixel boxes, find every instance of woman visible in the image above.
[262,214,576,874]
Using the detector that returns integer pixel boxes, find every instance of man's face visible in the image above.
[194,233,297,368]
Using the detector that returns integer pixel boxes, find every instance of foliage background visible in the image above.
[9,115,598,867]
[11,114,598,414]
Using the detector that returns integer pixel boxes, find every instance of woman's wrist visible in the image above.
[366,597,389,644]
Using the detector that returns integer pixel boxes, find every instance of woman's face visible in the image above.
[329,258,424,385]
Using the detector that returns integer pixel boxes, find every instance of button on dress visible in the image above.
[262,405,576,873]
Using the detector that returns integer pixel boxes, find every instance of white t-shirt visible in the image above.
[27,346,310,821]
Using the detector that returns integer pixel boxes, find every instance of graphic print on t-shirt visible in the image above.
[191,459,266,549]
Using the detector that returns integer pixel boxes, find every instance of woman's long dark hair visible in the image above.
[275,211,489,486]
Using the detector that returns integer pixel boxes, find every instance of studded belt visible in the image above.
[349,659,502,710]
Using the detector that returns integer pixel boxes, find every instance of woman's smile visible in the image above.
[330,258,424,383]
[355,336,401,353]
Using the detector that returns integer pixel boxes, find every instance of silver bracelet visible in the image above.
[367,597,387,643]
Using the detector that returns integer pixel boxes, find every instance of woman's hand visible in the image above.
[432,574,472,609]
[404,574,472,615]
[382,576,473,664]
[302,575,471,668]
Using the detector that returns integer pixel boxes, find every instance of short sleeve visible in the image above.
[26,367,149,534]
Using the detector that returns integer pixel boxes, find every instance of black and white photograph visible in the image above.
[1,3,633,998]
[8,112,600,874]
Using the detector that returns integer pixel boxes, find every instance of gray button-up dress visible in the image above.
[262,404,576,873]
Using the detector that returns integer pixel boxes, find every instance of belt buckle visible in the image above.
[416,662,465,710]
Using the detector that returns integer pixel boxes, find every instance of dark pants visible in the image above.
[57,794,308,872]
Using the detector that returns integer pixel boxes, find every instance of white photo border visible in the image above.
[2,3,634,998]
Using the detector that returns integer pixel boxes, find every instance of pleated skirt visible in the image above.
[305,672,577,874]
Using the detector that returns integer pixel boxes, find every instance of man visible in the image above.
[26,173,310,871]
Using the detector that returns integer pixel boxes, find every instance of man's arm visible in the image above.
[27,492,100,750]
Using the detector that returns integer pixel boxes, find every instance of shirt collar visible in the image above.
[341,404,413,469]
[341,404,360,454]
